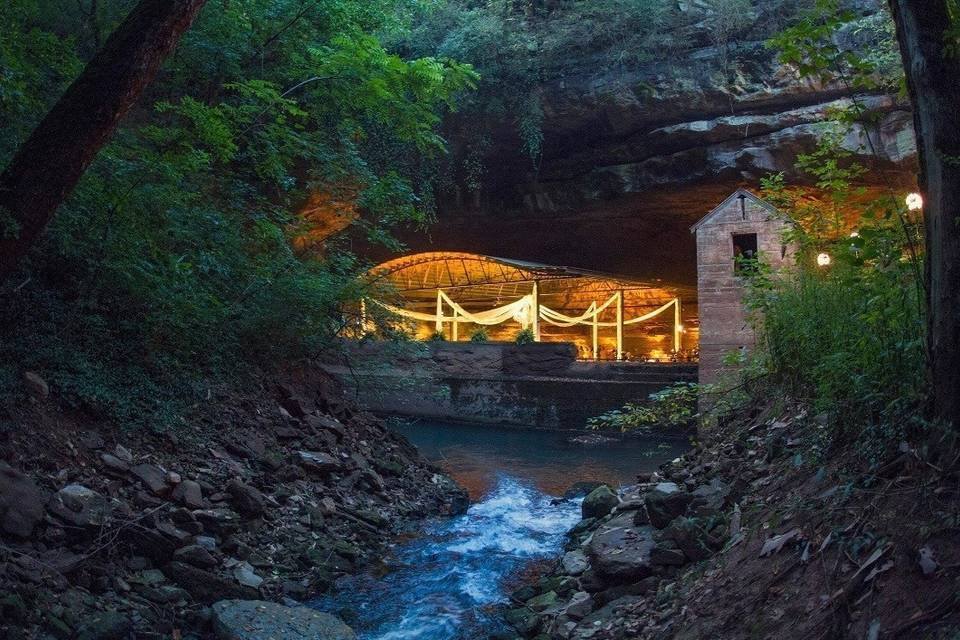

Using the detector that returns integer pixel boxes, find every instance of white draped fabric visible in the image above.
[370,293,678,330]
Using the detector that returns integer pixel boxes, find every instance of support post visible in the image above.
[532,280,541,342]
[592,301,599,361]
[452,309,459,342]
[435,289,443,335]
[616,290,624,361]
[674,298,682,353]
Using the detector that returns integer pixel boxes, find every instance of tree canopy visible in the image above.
[0,0,475,427]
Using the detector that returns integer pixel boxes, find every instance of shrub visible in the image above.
[427,330,447,342]
[469,327,489,342]
[514,328,536,345]
[588,383,699,433]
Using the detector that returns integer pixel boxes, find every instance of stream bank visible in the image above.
[0,364,467,640]
[502,400,960,640]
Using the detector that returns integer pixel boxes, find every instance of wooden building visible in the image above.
[692,189,795,385]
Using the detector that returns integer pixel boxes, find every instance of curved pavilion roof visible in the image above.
[366,252,694,313]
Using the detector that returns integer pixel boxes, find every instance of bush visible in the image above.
[514,328,536,345]
[588,383,699,433]
[743,136,926,457]
[427,330,447,342]
[469,327,489,342]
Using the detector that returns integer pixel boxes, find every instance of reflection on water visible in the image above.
[391,419,690,498]
[310,421,690,639]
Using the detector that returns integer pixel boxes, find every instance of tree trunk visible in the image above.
[0,0,208,282]
[888,1,960,428]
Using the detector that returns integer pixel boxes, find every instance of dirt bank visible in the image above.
[506,400,960,639]
[0,363,467,639]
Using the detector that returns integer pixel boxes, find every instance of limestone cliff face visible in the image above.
[397,1,917,285]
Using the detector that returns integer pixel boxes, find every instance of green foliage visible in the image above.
[469,327,489,342]
[766,0,902,91]
[396,0,670,170]
[428,330,447,342]
[514,327,535,345]
[0,0,474,428]
[746,153,925,459]
[588,383,699,434]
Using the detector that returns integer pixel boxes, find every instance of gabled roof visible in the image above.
[690,188,784,233]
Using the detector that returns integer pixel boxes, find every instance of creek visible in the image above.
[311,420,688,639]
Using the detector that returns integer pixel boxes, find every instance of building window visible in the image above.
[733,233,758,274]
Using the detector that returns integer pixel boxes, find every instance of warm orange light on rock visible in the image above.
[291,185,360,252]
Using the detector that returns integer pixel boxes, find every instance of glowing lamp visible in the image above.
[850,231,860,238]
[906,193,923,211]
[816,252,831,267]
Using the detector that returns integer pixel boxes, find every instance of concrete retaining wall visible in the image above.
[321,341,697,430]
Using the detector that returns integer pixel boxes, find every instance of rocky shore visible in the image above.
[505,403,960,639]
[0,365,467,640]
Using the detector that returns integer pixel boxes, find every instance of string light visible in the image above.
[906,193,923,211]
[817,252,831,267]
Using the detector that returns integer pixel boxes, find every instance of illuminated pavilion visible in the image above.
[364,252,698,361]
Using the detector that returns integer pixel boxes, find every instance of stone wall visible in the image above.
[321,341,697,430]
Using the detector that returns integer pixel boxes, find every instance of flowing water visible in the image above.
[311,421,689,639]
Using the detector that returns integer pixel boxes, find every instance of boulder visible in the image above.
[99,453,130,474]
[563,591,594,620]
[0,462,48,538]
[297,451,344,474]
[525,590,557,612]
[586,513,656,583]
[649,544,686,566]
[226,479,266,517]
[581,485,619,519]
[305,414,347,441]
[174,544,218,568]
[504,607,541,636]
[130,463,169,496]
[233,561,264,589]
[644,483,693,529]
[690,477,731,515]
[564,481,604,499]
[561,549,589,575]
[211,600,355,640]
[664,519,721,562]
[47,484,112,528]
[163,562,258,604]
[172,479,204,509]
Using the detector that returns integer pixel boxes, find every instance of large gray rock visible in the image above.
[562,549,589,575]
[47,484,113,528]
[0,462,48,538]
[130,463,169,496]
[581,485,619,519]
[585,513,656,583]
[644,482,693,529]
[226,479,265,517]
[211,600,355,640]
[163,562,258,604]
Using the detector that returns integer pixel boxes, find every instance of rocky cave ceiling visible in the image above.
[365,2,918,289]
